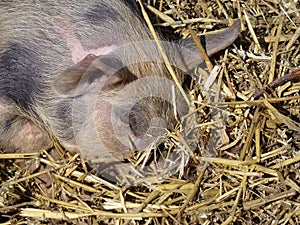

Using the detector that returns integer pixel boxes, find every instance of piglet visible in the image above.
[0,0,241,181]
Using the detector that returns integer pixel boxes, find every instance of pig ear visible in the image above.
[100,67,137,91]
[181,19,241,68]
[54,54,136,96]
[54,54,98,95]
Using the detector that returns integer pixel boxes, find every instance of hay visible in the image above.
[1,0,300,224]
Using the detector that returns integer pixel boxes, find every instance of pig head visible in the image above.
[50,19,241,163]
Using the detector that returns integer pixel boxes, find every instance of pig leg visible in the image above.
[0,109,56,192]
[0,104,51,154]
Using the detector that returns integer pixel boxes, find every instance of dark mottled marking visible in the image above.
[0,43,42,111]
[123,0,142,15]
[4,115,18,130]
[55,100,74,140]
[84,3,121,25]
[199,36,207,52]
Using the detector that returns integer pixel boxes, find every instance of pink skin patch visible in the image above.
[0,104,51,153]
[49,10,116,64]
[10,121,51,153]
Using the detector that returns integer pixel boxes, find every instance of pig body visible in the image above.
[0,1,240,173]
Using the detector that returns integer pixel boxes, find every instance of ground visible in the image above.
[1,0,300,224]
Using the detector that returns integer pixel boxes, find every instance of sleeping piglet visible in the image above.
[0,0,241,179]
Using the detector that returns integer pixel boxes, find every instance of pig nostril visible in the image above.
[147,117,167,137]
[128,97,175,137]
